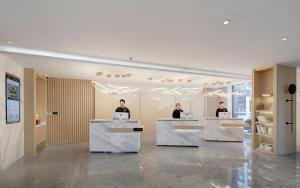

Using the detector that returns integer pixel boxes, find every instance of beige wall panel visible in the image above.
[297,67,300,152]
[276,65,296,154]
[47,78,95,145]
[24,68,36,154]
[0,54,24,170]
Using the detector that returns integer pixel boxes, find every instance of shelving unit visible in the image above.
[252,65,297,155]
[252,66,275,154]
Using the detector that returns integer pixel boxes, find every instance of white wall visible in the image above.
[0,53,24,170]
[95,86,205,142]
[297,67,300,152]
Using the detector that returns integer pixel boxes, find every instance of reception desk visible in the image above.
[203,118,246,142]
[156,118,203,147]
[89,119,143,153]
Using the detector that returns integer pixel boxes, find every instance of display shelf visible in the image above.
[255,110,273,114]
[252,66,275,155]
[252,64,297,155]
[255,148,273,155]
[254,133,273,138]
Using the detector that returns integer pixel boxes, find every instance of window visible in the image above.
[232,82,252,133]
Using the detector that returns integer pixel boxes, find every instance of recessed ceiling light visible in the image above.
[282,37,289,41]
[6,40,13,44]
[100,53,105,56]
[223,20,231,25]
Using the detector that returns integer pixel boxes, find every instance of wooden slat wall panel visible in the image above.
[47,78,95,145]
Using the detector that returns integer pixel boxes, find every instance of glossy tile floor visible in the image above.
[0,136,299,188]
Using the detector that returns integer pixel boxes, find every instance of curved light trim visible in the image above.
[0,46,251,79]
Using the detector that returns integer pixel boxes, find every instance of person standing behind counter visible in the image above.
[172,103,183,119]
[115,99,131,119]
[216,101,228,117]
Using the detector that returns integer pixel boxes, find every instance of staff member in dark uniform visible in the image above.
[216,101,228,117]
[172,103,183,119]
[115,99,130,119]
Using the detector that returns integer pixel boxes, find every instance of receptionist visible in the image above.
[216,101,228,117]
[115,99,131,119]
[172,103,183,119]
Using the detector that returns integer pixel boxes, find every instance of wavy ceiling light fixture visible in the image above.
[150,87,202,96]
[205,89,250,97]
[91,81,139,95]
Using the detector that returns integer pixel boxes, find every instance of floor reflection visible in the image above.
[0,136,298,188]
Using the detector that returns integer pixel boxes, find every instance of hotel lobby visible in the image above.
[0,1,300,188]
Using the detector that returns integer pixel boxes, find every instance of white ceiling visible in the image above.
[7,53,243,87]
[0,0,300,76]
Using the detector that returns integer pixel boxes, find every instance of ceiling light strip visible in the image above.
[0,46,250,79]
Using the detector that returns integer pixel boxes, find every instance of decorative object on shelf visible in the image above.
[261,127,267,134]
[262,93,273,97]
[258,103,264,110]
[264,88,273,96]
[257,116,267,123]
[35,113,41,125]
[266,102,273,111]
[256,125,261,133]
[268,128,273,136]
[259,143,273,152]
[286,84,296,133]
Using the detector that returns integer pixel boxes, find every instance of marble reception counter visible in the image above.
[156,118,203,147]
[89,119,143,153]
[203,118,247,142]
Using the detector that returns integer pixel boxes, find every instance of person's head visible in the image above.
[175,103,181,110]
[120,99,126,107]
[219,101,225,109]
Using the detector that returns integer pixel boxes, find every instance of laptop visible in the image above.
[180,112,193,119]
[218,112,231,119]
[113,112,129,120]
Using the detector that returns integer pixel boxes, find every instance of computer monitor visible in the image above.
[113,112,129,120]
[218,112,231,119]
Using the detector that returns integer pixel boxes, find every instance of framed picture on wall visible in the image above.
[5,73,20,124]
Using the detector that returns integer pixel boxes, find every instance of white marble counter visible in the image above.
[203,118,245,142]
[157,118,199,121]
[156,119,203,147]
[89,119,142,153]
[204,117,243,120]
